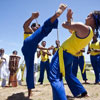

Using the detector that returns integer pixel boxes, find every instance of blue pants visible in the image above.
[49,51,87,100]
[90,55,100,83]
[72,56,87,81]
[38,59,50,83]
[21,18,58,89]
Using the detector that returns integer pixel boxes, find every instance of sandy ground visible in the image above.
[0,81,100,100]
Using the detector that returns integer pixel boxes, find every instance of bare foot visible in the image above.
[83,80,90,84]
[28,89,32,99]
[56,3,67,17]
[81,92,89,98]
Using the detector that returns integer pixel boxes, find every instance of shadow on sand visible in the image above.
[7,92,32,100]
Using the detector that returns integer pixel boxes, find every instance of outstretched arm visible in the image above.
[37,45,54,50]
[80,48,85,52]
[42,50,52,56]
[93,49,100,52]
[37,45,48,50]
[23,12,39,32]
[62,9,90,38]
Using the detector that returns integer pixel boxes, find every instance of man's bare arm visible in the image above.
[62,9,89,38]
[23,12,39,32]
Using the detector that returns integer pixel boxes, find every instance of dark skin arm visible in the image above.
[37,50,51,58]
[43,50,51,56]
[37,45,48,50]
[23,12,39,32]
[52,48,56,55]
[62,9,90,38]
[37,45,54,50]
[92,49,100,52]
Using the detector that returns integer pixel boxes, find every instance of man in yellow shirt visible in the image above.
[37,41,51,84]
[52,40,60,55]
[87,34,100,84]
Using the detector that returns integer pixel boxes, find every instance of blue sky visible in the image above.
[0,0,100,62]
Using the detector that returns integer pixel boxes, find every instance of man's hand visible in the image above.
[93,49,100,52]
[67,9,73,22]
[48,45,54,50]
[31,12,39,19]
[76,51,81,55]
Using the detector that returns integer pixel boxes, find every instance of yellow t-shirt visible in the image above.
[61,27,93,56]
[40,50,49,62]
[90,41,100,56]
[59,27,93,77]
[54,47,59,52]
[24,32,32,40]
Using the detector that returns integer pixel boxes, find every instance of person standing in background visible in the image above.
[0,48,9,87]
[37,41,51,84]
[52,40,60,55]
[87,34,100,84]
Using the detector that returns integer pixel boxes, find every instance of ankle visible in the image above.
[81,91,88,97]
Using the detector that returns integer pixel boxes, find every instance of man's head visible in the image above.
[55,40,60,47]
[0,48,4,56]
[41,41,46,47]
[31,23,40,32]
[12,50,18,55]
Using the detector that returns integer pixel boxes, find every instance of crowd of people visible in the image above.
[1,3,100,100]
[0,49,22,87]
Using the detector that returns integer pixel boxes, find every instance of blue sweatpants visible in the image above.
[90,55,100,83]
[72,56,87,81]
[38,59,50,83]
[49,51,87,100]
[21,18,58,89]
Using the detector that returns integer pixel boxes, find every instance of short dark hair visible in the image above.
[42,41,46,43]
[31,23,36,28]
[31,23,40,28]
[12,50,17,55]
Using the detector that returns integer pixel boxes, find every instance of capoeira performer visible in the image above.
[87,34,100,84]
[48,8,99,100]
[38,41,51,84]
[52,40,60,55]
[21,3,67,98]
